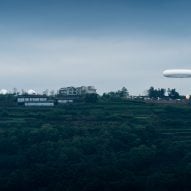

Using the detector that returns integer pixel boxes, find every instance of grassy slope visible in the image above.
[0,101,191,191]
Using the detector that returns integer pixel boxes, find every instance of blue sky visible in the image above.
[0,0,191,94]
[1,0,191,37]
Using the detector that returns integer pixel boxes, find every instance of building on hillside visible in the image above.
[17,95,54,106]
[25,102,54,107]
[57,99,74,104]
[58,86,96,96]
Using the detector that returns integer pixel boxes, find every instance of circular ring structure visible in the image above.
[163,69,191,78]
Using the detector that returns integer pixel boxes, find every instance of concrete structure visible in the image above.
[58,86,96,96]
[57,99,73,104]
[17,96,48,103]
[17,95,54,106]
[25,102,54,107]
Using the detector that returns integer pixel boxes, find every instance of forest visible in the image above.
[0,100,191,191]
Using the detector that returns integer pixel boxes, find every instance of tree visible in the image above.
[158,88,166,99]
[102,87,129,100]
[119,87,129,98]
[84,93,98,103]
[147,87,166,99]
[168,88,180,99]
[148,87,157,99]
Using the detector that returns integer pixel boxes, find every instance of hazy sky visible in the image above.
[1,0,191,95]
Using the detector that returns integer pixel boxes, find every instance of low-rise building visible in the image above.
[57,99,73,104]
[25,102,54,107]
[58,86,96,96]
[17,97,48,103]
[17,95,54,106]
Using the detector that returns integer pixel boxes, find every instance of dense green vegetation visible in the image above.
[147,87,180,99]
[0,100,191,190]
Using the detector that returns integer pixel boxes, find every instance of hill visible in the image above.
[0,101,191,191]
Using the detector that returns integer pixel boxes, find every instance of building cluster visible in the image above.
[17,95,54,107]
[16,86,97,107]
[59,86,96,96]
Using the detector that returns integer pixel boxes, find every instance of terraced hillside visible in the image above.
[0,101,191,191]
[153,105,191,143]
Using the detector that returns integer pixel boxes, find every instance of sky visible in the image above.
[1,0,191,95]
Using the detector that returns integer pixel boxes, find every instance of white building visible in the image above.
[17,97,48,103]
[58,86,96,96]
[25,102,54,107]
[17,95,54,106]
[57,99,73,104]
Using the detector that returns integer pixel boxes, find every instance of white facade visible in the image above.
[18,97,48,103]
[58,99,73,104]
[17,96,54,107]
[25,102,54,106]
[86,86,97,94]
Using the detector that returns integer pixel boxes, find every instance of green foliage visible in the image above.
[168,88,180,99]
[84,93,98,103]
[147,86,166,99]
[102,87,129,101]
[0,101,190,190]
[147,87,180,100]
